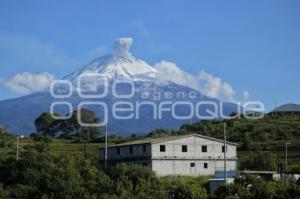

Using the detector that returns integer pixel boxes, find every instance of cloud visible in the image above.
[194,69,237,100]
[198,70,236,100]
[154,60,199,90]
[154,60,238,101]
[222,82,235,99]
[113,37,134,58]
[1,72,55,94]
[198,71,222,97]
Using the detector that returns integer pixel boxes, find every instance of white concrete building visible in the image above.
[99,134,238,176]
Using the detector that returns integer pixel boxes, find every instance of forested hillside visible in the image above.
[1,113,300,198]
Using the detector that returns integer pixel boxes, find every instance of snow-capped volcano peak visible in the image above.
[64,37,157,82]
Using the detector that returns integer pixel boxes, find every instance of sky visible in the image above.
[0,0,299,111]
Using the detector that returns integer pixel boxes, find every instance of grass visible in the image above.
[0,138,105,160]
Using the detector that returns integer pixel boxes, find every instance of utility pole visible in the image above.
[104,120,108,169]
[273,100,278,116]
[16,135,23,160]
[285,142,290,170]
[223,122,227,185]
[80,126,86,158]
[16,136,19,160]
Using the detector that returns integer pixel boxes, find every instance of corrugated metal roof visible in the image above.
[99,134,238,149]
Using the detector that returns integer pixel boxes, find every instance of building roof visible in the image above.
[99,133,238,149]
[241,170,277,174]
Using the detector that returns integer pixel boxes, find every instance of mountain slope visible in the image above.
[272,103,300,113]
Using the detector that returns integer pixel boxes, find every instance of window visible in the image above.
[143,145,147,153]
[182,145,188,152]
[160,145,166,152]
[204,162,208,169]
[142,162,148,166]
[190,162,195,167]
[202,145,207,152]
[129,146,133,154]
[116,147,120,155]
[222,146,227,153]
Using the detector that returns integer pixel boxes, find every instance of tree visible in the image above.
[108,163,167,199]
[0,132,14,148]
[240,151,278,171]
[241,133,252,150]
[0,143,110,199]
[0,183,9,198]
[72,109,102,141]
[161,176,208,199]
[34,109,102,140]
[147,129,174,137]
[34,112,58,134]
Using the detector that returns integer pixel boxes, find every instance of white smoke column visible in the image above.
[114,37,133,58]
[243,90,250,100]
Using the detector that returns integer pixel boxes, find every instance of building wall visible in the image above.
[152,159,236,176]
[99,143,151,161]
[99,135,237,176]
[151,136,236,159]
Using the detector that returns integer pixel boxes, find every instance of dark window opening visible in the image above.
[204,163,208,169]
[116,147,120,155]
[222,146,227,153]
[160,145,166,152]
[190,162,195,167]
[143,145,147,153]
[142,162,148,166]
[182,145,188,152]
[202,145,207,152]
[129,146,133,154]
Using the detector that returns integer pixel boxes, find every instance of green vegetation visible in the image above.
[239,151,280,171]
[34,109,102,140]
[179,114,300,143]
[214,174,300,199]
[0,140,299,199]
[178,113,300,172]
[0,113,300,198]
[2,113,300,171]
[0,142,210,199]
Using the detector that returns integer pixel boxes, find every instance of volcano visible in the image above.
[0,38,239,135]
